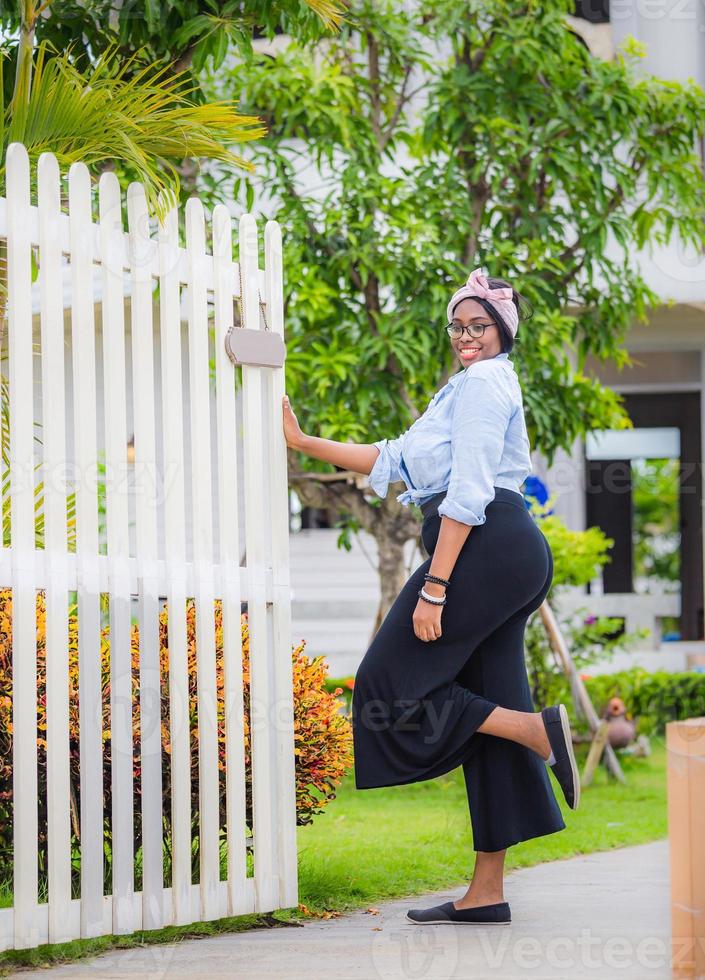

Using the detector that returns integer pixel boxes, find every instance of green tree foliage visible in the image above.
[0,41,267,217]
[524,499,650,710]
[201,0,705,618]
[527,498,614,589]
[632,457,680,588]
[0,0,349,213]
[0,0,348,84]
[215,0,705,461]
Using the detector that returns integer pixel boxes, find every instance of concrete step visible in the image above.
[290,617,374,648]
[288,528,422,676]
[291,598,379,616]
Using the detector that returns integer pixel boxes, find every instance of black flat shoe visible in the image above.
[541,703,580,810]
[406,900,511,925]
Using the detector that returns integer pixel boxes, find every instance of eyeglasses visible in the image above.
[446,322,496,340]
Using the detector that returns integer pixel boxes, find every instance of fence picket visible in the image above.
[99,171,135,935]
[239,214,278,912]
[157,203,193,926]
[212,206,250,915]
[184,198,221,921]
[68,161,104,938]
[7,141,39,951]
[127,183,164,930]
[38,152,73,945]
[264,221,299,909]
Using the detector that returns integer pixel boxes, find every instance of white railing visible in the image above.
[0,142,297,949]
[555,587,681,648]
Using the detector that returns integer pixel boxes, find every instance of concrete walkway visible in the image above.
[20,840,672,980]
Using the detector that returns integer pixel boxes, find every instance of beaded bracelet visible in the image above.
[424,572,450,587]
[417,587,447,606]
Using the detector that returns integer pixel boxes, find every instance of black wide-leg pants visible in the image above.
[351,486,566,852]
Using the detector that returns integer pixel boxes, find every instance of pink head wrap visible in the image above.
[446,268,519,338]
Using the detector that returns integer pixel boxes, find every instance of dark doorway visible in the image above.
[585,458,633,593]
[584,392,703,640]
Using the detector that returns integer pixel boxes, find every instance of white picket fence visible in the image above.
[0,142,298,949]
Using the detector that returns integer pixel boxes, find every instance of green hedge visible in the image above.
[327,667,705,737]
[578,668,705,735]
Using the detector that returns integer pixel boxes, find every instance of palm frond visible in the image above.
[1,40,268,220]
[302,0,349,31]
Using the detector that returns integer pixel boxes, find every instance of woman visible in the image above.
[281,268,579,926]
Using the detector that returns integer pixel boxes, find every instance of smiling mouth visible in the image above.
[458,346,482,357]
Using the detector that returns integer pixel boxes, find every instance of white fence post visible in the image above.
[7,139,39,952]
[239,213,279,913]
[157,201,193,928]
[99,169,135,937]
[38,151,73,946]
[127,182,165,931]
[184,197,221,922]
[68,160,105,939]
[264,221,298,909]
[212,205,249,916]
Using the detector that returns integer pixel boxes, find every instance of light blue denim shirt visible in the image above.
[368,352,532,526]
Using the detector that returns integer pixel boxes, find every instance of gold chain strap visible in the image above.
[236,260,269,331]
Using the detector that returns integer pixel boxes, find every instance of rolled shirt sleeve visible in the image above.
[368,434,405,499]
[436,369,513,526]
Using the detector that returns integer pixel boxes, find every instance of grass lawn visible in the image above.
[0,741,667,975]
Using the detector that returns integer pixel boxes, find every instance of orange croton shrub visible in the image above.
[0,588,353,852]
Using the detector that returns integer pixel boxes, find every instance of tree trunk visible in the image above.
[372,528,415,636]
[286,448,423,645]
